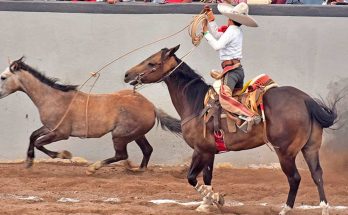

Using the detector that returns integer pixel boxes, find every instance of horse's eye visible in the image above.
[148,62,156,67]
[1,77,6,81]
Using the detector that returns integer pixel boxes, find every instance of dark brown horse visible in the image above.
[0,58,181,174]
[124,45,338,214]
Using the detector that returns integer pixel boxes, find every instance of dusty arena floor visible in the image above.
[0,160,347,215]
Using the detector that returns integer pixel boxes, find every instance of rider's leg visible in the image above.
[222,66,253,117]
[222,66,260,131]
[224,66,244,92]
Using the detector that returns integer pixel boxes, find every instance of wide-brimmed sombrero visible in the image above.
[217,2,258,27]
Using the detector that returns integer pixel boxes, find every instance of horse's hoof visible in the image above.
[196,203,220,213]
[86,161,103,175]
[86,165,97,175]
[214,193,225,206]
[279,205,292,215]
[57,150,72,159]
[122,159,136,169]
[25,158,34,168]
[85,169,96,175]
[322,207,329,215]
[320,201,330,215]
[127,167,146,173]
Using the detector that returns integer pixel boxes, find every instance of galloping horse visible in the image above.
[0,57,181,174]
[124,45,338,215]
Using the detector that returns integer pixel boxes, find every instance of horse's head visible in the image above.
[0,57,23,98]
[124,45,180,86]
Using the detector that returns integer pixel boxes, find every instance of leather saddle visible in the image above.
[202,74,278,136]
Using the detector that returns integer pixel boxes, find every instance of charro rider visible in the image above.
[201,2,260,130]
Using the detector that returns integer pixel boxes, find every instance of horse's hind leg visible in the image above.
[134,136,153,171]
[302,124,329,214]
[278,154,301,215]
[86,137,129,175]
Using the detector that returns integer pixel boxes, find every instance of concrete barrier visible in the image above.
[0,4,347,166]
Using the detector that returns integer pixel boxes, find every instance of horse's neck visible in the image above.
[165,79,187,119]
[18,72,74,109]
[164,75,205,120]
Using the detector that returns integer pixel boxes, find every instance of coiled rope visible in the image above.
[189,13,208,46]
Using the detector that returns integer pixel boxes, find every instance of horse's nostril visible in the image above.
[124,73,131,83]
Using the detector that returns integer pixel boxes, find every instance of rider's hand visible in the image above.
[206,10,215,22]
[204,5,215,22]
[204,5,211,12]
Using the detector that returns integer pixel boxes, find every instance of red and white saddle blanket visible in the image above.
[217,74,278,116]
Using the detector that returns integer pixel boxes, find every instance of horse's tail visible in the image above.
[155,108,182,135]
[305,97,339,128]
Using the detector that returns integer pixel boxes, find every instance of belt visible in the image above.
[221,59,240,69]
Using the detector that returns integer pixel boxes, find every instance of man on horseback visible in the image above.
[202,3,260,131]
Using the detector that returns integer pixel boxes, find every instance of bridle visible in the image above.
[132,47,196,90]
[132,64,164,89]
[132,57,177,90]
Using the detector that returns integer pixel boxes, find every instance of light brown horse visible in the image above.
[0,57,181,174]
[124,45,339,215]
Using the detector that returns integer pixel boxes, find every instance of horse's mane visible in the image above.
[10,57,78,92]
[169,56,210,115]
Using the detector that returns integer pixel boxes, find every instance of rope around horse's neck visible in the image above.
[48,14,206,135]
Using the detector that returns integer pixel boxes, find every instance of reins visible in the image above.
[48,12,208,137]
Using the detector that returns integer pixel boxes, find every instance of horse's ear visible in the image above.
[163,44,180,59]
[10,56,25,72]
[169,44,180,56]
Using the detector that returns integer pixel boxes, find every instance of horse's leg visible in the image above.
[27,129,69,167]
[187,149,206,187]
[26,126,71,168]
[302,124,329,215]
[196,153,223,212]
[34,131,69,148]
[133,136,153,171]
[203,153,215,186]
[36,146,72,159]
[278,154,301,215]
[188,150,223,212]
[27,127,70,167]
[26,127,49,168]
[86,137,129,175]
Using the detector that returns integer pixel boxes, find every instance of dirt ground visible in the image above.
[0,157,347,215]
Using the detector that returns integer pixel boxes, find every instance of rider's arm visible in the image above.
[204,7,222,39]
[207,21,223,39]
[204,26,236,51]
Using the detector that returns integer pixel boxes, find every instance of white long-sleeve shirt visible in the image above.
[204,21,243,61]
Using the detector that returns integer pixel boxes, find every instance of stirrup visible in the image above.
[237,120,249,133]
[237,116,261,133]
